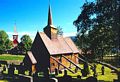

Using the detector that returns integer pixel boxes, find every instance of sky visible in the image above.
[0,0,94,41]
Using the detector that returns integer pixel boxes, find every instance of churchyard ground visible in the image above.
[0,54,119,82]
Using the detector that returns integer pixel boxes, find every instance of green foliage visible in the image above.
[57,26,63,35]
[20,35,32,51]
[5,39,13,49]
[0,30,12,54]
[74,0,120,57]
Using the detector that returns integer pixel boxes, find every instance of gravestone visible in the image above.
[77,75,81,79]
[83,62,89,76]
[81,69,87,77]
[55,68,58,75]
[8,64,14,75]
[75,67,78,73]
[64,69,67,76]
[101,66,104,75]
[117,71,120,82]
[58,70,62,74]
[93,64,97,77]
[0,67,3,75]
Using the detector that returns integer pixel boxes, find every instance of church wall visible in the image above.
[50,53,79,72]
[50,54,71,72]
[61,54,71,68]
[50,57,59,72]
[71,53,79,64]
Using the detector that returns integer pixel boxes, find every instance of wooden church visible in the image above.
[23,5,80,75]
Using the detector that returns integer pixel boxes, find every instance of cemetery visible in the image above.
[0,57,119,82]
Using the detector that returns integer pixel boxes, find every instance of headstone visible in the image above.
[117,71,120,81]
[59,70,62,74]
[8,64,14,75]
[101,66,104,75]
[81,69,87,77]
[93,64,97,77]
[83,62,89,75]
[64,69,67,76]
[75,67,78,73]
[55,68,58,75]
[77,75,81,79]
[3,65,7,71]
[0,67,2,75]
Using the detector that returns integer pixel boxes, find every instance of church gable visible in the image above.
[31,32,50,69]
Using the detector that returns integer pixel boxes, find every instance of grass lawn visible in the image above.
[0,54,24,61]
[0,80,8,82]
[57,64,118,82]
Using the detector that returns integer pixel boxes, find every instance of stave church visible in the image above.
[23,4,80,75]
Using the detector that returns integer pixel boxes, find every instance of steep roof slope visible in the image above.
[39,32,79,55]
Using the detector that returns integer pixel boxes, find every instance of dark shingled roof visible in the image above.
[39,32,79,55]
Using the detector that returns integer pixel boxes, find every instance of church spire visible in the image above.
[14,23,18,35]
[44,1,58,39]
[48,3,53,25]
[13,23,19,47]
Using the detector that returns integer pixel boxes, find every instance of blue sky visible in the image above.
[0,0,94,41]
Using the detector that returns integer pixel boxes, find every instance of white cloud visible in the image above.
[63,32,77,37]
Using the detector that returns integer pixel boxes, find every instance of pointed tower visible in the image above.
[44,4,58,39]
[13,23,18,47]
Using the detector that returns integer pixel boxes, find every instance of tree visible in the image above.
[5,39,13,49]
[0,30,12,54]
[20,35,32,52]
[74,0,120,58]
[73,2,96,55]
[73,2,96,34]
[95,0,120,55]
[57,26,63,35]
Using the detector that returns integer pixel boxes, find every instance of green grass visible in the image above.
[95,64,117,81]
[0,80,8,82]
[0,54,24,61]
[57,64,118,82]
